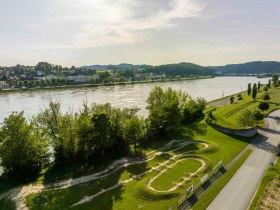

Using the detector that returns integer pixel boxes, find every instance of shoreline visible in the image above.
[0,75,214,95]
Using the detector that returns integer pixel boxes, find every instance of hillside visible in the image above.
[209,61,280,74]
[143,62,214,76]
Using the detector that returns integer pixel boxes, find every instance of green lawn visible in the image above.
[211,86,280,128]
[24,121,251,210]
[249,157,280,210]
[150,159,202,191]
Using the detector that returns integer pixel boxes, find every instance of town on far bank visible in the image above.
[0,62,216,90]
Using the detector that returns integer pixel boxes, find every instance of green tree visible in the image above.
[0,112,49,178]
[257,81,261,91]
[261,92,271,101]
[91,112,112,156]
[253,110,264,125]
[258,102,270,112]
[119,76,126,83]
[146,86,188,136]
[252,83,257,100]
[182,97,206,124]
[268,79,271,88]
[247,83,252,95]
[272,74,279,85]
[237,109,255,128]
[263,86,268,91]
[230,96,235,104]
[123,117,145,154]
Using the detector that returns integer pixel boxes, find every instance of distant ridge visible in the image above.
[81,63,148,70]
[208,61,280,74]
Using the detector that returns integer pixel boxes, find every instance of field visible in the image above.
[249,158,280,210]
[209,86,280,128]
[11,121,250,210]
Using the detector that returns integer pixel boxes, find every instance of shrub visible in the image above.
[261,93,271,101]
[258,102,270,112]
[253,110,264,125]
[230,96,235,104]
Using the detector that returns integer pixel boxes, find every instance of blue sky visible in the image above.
[0,0,279,66]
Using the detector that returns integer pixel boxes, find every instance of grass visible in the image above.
[211,86,280,128]
[23,121,251,210]
[192,149,253,210]
[150,159,202,191]
[249,157,280,210]
[0,90,254,210]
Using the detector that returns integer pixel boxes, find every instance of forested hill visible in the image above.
[143,62,214,76]
[209,61,280,74]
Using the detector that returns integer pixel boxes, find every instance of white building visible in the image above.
[0,80,7,89]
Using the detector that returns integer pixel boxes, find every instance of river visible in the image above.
[0,76,269,122]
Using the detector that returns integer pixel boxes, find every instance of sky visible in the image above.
[0,0,280,67]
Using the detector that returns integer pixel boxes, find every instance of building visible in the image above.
[0,80,7,89]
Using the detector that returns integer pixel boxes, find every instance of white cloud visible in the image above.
[27,0,205,48]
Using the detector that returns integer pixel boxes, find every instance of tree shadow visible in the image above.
[258,127,280,135]
[170,123,208,140]
[251,133,278,153]
[266,115,280,120]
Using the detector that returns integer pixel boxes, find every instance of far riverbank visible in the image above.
[0,75,214,95]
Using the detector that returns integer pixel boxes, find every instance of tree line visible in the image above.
[0,87,206,178]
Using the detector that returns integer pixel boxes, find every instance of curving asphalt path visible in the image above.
[207,109,280,210]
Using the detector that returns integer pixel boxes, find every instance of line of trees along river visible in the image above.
[0,86,206,178]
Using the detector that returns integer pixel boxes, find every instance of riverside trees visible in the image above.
[0,112,50,178]
[0,87,207,178]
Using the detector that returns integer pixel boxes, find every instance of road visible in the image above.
[207,109,280,210]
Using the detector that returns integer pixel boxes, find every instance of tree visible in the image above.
[146,86,188,136]
[252,83,257,100]
[0,112,49,178]
[268,79,271,88]
[230,96,235,104]
[91,112,112,156]
[247,83,252,95]
[257,81,261,91]
[253,110,264,125]
[258,102,270,112]
[237,109,255,128]
[261,92,271,101]
[182,97,207,124]
[123,117,145,154]
[272,74,279,85]
[119,76,126,83]
[263,86,268,91]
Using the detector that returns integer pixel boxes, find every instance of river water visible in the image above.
[0,76,269,122]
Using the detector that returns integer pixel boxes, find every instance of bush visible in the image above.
[263,86,268,91]
[258,102,270,112]
[230,96,234,104]
[253,110,264,125]
[261,93,271,101]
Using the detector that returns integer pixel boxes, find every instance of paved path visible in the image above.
[207,110,280,210]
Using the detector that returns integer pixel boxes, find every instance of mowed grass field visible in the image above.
[210,86,280,128]
[23,121,251,210]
